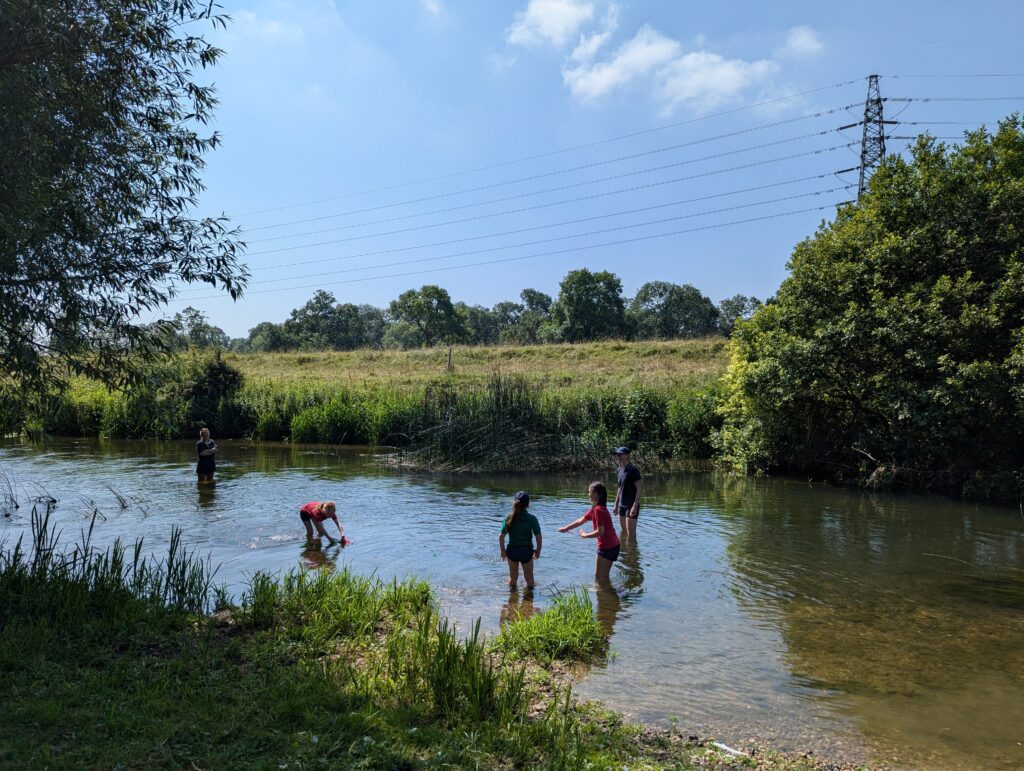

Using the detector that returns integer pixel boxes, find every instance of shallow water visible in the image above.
[1,438,1022,769]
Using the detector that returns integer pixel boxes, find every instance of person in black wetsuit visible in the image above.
[613,446,643,542]
[196,427,217,483]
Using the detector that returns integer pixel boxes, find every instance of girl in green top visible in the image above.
[499,490,542,589]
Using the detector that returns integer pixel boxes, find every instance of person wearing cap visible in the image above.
[613,446,643,540]
[499,491,542,589]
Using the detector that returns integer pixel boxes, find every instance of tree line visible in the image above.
[172,269,760,352]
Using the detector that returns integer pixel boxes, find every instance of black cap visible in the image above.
[614,446,631,455]
[514,490,530,506]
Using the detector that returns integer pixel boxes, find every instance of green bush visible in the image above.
[717,117,1024,495]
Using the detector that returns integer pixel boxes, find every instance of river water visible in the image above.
[1,438,1022,769]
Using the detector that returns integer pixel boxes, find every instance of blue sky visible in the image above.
[167,0,1024,338]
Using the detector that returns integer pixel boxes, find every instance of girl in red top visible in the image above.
[299,501,348,545]
[558,481,620,584]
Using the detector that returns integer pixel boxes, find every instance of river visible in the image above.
[1,438,1022,769]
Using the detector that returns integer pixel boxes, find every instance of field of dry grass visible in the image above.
[226,337,730,391]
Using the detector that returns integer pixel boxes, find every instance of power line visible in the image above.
[246,121,969,248]
[221,174,851,265]
[231,187,854,288]
[176,204,845,300]
[233,78,863,218]
[247,134,858,234]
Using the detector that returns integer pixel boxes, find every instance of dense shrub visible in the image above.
[717,117,1024,496]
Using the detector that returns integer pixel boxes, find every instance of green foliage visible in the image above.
[492,589,607,662]
[717,118,1024,495]
[388,285,466,347]
[630,281,720,339]
[0,0,246,398]
[552,268,631,342]
[716,294,762,337]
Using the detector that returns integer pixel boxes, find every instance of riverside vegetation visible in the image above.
[6,338,729,472]
[0,508,830,769]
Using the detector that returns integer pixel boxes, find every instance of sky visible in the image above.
[165,0,1024,338]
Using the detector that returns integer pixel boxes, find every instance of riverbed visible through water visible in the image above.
[1,438,1022,768]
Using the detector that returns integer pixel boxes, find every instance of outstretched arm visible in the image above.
[579,524,604,539]
[558,515,588,533]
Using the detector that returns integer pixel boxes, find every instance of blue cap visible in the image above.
[614,446,631,455]
[514,490,530,505]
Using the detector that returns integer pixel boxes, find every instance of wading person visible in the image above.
[558,481,620,586]
[196,427,217,484]
[613,446,643,541]
[299,500,348,545]
[499,491,542,590]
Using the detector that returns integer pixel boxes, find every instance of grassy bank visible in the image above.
[0,510,826,769]
[15,340,730,471]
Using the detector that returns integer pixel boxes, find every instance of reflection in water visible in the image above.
[615,539,644,595]
[300,541,342,571]
[3,437,1024,768]
[593,583,622,638]
[499,587,537,627]
[196,480,218,510]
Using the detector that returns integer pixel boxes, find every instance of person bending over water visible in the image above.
[196,428,217,484]
[499,490,542,589]
[300,500,348,545]
[558,481,620,586]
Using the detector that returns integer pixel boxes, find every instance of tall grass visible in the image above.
[493,589,607,663]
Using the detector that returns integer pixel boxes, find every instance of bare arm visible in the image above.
[580,524,604,539]
[558,515,588,533]
[499,532,507,560]
[630,479,643,516]
[534,532,542,558]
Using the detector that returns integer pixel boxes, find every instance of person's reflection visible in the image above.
[616,538,644,595]
[196,479,218,510]
[593,582,622,638]
[499,586,537,627]
[300,541,341,571]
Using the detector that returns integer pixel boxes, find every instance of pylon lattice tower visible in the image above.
[858,74,888,198]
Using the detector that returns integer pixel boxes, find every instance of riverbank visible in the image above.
[12,339,729,471]
[0,509,844,769]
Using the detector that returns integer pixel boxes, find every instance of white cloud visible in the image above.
[421,0,442,14]
[569,2,619,62]
[564,25,680,101]
[233,10,305,44]
[507,0,595,47]
[656,51,777,113]
[777,25,823,58]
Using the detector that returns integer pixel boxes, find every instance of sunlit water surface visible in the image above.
[1,438,1022,768]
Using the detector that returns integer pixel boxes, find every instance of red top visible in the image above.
[586,505,619,550]
[301,501,333,522]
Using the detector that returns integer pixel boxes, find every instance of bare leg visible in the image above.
[507,560,520,586]
[522,560,535,589]
[302,518,315,539]
[595,554,613,584]
[619,515,629,543]
[625,515,637,539]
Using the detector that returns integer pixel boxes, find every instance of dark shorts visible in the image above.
[597,544,620,562]
[300,510,325,524]
[506,545,534,564]
[616,504,638,519]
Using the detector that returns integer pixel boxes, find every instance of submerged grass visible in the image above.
[0,509,827,769]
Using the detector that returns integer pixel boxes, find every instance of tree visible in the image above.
[245,322,289,353]
[717,119,1024,495]
[455,303,500,345]
[388,286,465,347]
[167,307,229,350]
[551,269,628,342]
[717,294,762,337]
[629,281,720,339]
[0,0,246,396]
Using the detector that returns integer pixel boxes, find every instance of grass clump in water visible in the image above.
[493,589,607,663]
